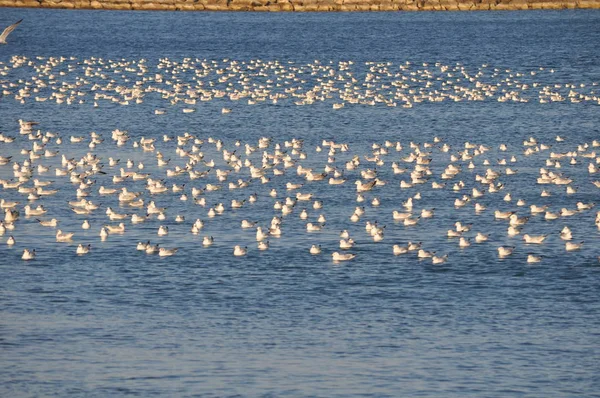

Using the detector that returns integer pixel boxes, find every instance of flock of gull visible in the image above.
[0,54,599,264]
[1,56,599,109]
[1,116,599,264]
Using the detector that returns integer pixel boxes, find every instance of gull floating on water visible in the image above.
[76,244,91,255]
[21,248,35,260]
[332,252,355,261]
[56,229,74,242]
[233,245,247,256]
[159,247,178,257]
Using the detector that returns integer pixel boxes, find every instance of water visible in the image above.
[1,8,600,397]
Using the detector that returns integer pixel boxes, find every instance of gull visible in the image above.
[421,208,435,218]
[455,222,471,232]
[193,219,204,230]
[393,244,409,255]
[76,244,91,255]
[560,208,578,217]
[7,236,15,246]
[576,202,594,211]
[355,179,377,192]
[99,186,118,195]
[157,226,168,236]
[296,192,313,201]
[523,234,547,244]
[36,218,58,227]
[202,236,214,246]
[56,230,74,242]
[494,210,514,220]
[365,221,377,234]
[131,214,149,224]
[527,254,542,263]
[459,237,471,248]
[545,211,560,220]
[233,245,247,256]
[105,223,125,234]
[108,211,128,221]
[0,156,13,166]
[432,254,449,264]
[306,223,323,232]
[498,246,515,258]
[408,242,422,251]
[0,199,19,208]
[159,247,178,257]
[145,243,160,254]
[23,205,47,216]
[329,177,346,185]
[269,225,282,237]
[0,19,22,45]
[417,249,434,258]
[475,203,487,212]
[455,197,469,208]
[509,214,528,227]
[256,227,268,241]
[530,204,548,214]
[507,226,521,237]
[310,244,321,255]
[392,210,412,220]
[373,231,384,242]
[332,252,355,261]
[403,217,419,226]
[231,199,245,209]
[475,232,489,243]
[22,248,36,260]
[340,239,354,249]
[565,241,583,251]
[447,229,462,238]
[560,226,572,240]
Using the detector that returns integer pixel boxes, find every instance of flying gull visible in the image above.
[0,19,23,44]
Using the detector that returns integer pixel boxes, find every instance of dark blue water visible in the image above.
[1,9,600,397]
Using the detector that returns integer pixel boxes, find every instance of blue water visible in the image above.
[1,8,600,397]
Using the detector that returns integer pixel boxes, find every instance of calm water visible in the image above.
[1,8,600,397]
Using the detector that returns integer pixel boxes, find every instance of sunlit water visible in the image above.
[1,9,600,397]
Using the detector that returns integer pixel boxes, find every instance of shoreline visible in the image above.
[1,0,600,12]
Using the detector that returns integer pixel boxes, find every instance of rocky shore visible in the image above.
[1,0,599,12]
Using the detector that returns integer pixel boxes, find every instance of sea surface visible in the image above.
[1,8,600,397]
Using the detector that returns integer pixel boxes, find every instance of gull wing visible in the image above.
[0,19,23,43]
